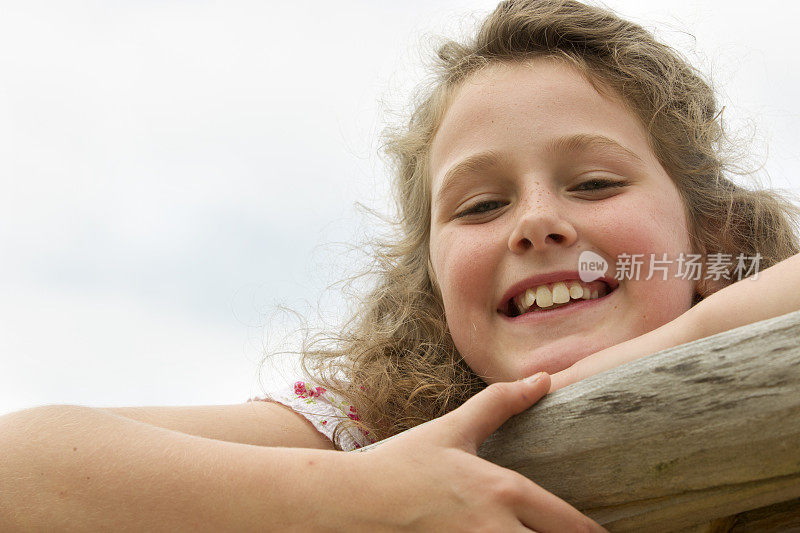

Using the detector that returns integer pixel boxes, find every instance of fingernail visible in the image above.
[523,372,547,384]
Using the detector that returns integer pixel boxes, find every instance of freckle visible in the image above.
[73,447,77,452]
[86,476,90,480]
[308,460,315,466]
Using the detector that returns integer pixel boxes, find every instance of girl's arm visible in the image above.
[0,404,349,531]
[0,388,607,531]
[101,401,336,449]
[550,252,800,392]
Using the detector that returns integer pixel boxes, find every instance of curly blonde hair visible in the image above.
[261,0,800,450]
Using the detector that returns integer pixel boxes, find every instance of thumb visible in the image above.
[449,372,550,454]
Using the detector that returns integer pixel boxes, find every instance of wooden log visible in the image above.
[356,309,800,531]
[477,308,800,531]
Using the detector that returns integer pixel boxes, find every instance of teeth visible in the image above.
[568,281,583,299]
[552,282,570,304]
[535,285,553,308]
[521,288,536,310]
[511,280,611,315]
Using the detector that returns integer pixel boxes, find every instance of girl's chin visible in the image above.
[512,338,619,377]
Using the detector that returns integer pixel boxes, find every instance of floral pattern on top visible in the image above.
[248,380,375,451]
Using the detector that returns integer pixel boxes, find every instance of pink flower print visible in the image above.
[294,381,326,399]
[294,381,308,398]
[321,420,328,425]
[348,405,360,421]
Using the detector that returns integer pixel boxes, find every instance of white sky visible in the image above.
[2,1,799,415]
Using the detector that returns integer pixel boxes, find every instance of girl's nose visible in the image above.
[507,203,578,254]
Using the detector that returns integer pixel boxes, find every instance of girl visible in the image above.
[250,0,800,451]
[2,0,798,530]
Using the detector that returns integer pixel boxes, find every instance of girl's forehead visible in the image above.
[428,59,656,190]
[444,57,612,110]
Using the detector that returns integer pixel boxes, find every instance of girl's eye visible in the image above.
[452,179,625,218]
[572,178,628,192]
[455,200,506,218]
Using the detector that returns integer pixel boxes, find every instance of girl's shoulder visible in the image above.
[248,379,376,451]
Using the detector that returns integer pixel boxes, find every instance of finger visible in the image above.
[445,372,551,454]
[515,479,608,533]
[549,363,580,393]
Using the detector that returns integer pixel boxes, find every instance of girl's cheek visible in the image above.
[444,243,490,292]
[591,199,676,254]
[435,228,498,305]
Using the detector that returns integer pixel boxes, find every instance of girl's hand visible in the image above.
[344,373,608,532]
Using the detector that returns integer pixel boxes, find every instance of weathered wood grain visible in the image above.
[476,308,800,531]
[355,309,800,531]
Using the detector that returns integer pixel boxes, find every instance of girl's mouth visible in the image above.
[499,280,617,319]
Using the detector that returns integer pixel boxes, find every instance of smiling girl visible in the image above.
[2,0,799,530]
[279,0,800,448]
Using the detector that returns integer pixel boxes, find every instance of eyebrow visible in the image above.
[433,133,644,204]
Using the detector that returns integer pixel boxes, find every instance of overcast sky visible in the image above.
[2,1,799,416]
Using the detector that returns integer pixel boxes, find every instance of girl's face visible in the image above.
[428,58,697,384]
